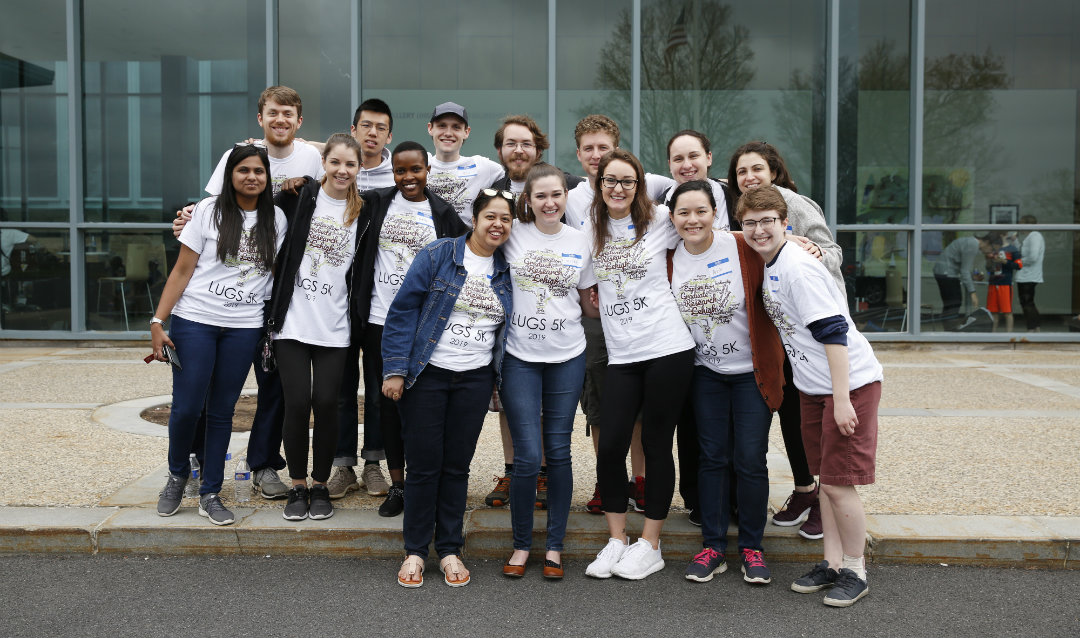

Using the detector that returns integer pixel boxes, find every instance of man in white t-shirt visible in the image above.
[425,102,505,227]
[171,86,323,501]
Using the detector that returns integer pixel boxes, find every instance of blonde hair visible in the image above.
[320,133,364,227]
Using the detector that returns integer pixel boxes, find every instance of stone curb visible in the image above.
[1,506,1075,568]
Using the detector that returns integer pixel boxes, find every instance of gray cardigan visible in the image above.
[777,185,845,299]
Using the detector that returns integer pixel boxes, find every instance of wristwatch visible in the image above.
[150,317,165,327]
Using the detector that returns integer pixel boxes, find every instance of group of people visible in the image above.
[147,85,883,608]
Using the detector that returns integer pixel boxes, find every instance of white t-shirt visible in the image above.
[0,229,29,277]
[173,197,287,328]
[564,173,677,231]
[368,194,438,326]
[763,242,883,396]
[503,222,597,363]
[1015,230,1044,283]
[670,231,753,374]
[205,142,323,198]
[275,190,359,347]
[588,207,694,365]
[426,154,505,227]
[316,147,395,192]
[658,180,732,231]
[428,245,505,371]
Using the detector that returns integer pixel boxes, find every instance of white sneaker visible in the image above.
[585,537,629,579]
[611,538,665,580]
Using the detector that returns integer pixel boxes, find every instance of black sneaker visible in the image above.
[791,560,839,593]
[379,484,404,517]
[684,547,726,582]
[308,484,334,520]
[156,473,187,517]
[688,508,701,526]
[740,548,772,584]
[283,485,309,521]
[823,568,868,607]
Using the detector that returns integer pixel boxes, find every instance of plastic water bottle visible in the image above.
[233,456,252,503]
[185,454,200,497]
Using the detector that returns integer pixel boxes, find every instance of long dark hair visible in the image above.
[213,144,277,271]
[590,148,653,254]
[727,141,798,195]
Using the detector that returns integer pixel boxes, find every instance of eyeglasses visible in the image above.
[481,188,516,202]
[233,141,267,150]
[357,121,390,133]
[601,176,638,190]
[740,216,783,230]
[502,141,536,151]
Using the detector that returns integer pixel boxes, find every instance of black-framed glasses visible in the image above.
[481,188,516,202]
[601,176,638,190]
[357,121,390,133]
[740,216,783,230]
[233,141,268,152]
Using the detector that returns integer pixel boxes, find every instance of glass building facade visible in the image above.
[2,0,1079,340]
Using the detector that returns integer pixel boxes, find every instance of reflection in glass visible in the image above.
[839,230,908,333]
[85,230,176,331]
[0,1,69,223]
[0,229,71,330]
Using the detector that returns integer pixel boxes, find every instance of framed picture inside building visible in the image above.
[990,204,1018,225]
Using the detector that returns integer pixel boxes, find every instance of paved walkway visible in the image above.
[0,344,1077,567]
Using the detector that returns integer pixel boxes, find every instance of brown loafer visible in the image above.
[542,559,564,580]
[503,559,526,578]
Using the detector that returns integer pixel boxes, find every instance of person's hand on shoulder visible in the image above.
[173,204,195,238]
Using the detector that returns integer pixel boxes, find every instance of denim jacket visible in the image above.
[381,234,513,389]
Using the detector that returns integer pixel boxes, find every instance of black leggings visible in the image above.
[277,339,348,483]
[364,324,405,471]
[778,357,815,487]
[596,348,694,520]
[1017,282,1039,330]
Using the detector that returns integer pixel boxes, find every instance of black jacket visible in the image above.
[487,162,585,192]
[267,180,371,332]
[350,185,468,332]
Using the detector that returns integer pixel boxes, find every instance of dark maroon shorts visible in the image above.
[799,381,881,486]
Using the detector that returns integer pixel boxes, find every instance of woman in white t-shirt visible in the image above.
[499,164,598,580]
[149,144,286,526]
[583,149,695,581]
[727,140,842,540]
[266,133,365,522]
[381,189,514,588]
[666,180,785,585]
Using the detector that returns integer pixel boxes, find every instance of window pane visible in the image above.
[839,230,909,333]
[0,229,71,330]
[279,1,352,142]
[921,229,1079,333]
[82,0,267,223]
[0,0,69,223]
[923,0,1080,226]
[840,0,911,225]
[554,0,631,176]
[637,0,826,196]
[85,229,176,331]
[362,0,548,158]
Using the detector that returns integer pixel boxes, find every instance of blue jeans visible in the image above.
[692,367,772,552]
[334,324,386,466]
[397,364,494,558]
[500,352,586,552]
[167,315,262,494]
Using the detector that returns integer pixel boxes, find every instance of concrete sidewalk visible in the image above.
[0,344,1077,568]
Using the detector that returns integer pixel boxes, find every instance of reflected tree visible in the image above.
[580,0,755,173]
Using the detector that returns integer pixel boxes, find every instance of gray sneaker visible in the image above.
[360,463,390,496]
[198,493,235,526]
[157,474,188,517]
[326,466,359,499]
[253,467,288,499]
